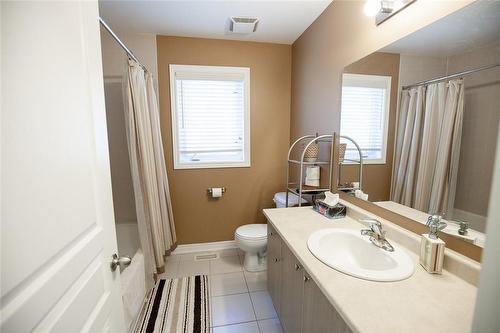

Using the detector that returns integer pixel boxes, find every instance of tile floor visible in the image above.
[159,249,283,333]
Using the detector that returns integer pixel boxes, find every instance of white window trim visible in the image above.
[341,73,391,165]
[169,64,251,169]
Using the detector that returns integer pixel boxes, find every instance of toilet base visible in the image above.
[243,252,267,272]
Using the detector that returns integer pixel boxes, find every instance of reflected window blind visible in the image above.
[341,85,386,161]
[175,78,245,162]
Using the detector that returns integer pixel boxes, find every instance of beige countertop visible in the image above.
[263,206,477,333]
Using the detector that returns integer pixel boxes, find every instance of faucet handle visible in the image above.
[426,214,441,226]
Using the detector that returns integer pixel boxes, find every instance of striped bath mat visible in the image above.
[134,275,210,333]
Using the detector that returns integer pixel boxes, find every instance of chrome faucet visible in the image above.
[458,221,469,236]
[360,218,394,252]
[426,215,447,239]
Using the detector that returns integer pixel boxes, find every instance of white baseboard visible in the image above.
[172,240,238,255]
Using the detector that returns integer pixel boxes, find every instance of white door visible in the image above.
[1,1,126,332]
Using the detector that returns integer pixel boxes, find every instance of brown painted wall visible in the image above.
[157,36,291,244]
[341,52,400,202]
[291,0,471,141]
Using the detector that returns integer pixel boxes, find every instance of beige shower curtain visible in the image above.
[125,59,177,287]
[391,79,464,215]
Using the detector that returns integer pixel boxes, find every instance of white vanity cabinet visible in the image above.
[280,245,304,333]
[267,223,352,333]
[267,224,283,317]
[302,272,352,333]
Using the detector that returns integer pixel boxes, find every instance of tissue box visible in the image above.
[313,201,346,219]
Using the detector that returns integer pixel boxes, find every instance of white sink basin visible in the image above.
[307,229,414,282]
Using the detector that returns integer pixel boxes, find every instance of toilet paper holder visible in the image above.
[207,187,226,196]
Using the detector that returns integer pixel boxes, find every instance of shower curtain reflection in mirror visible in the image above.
[391,79,464,216]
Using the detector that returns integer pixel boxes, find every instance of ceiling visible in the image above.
[99,0,332,45]
[381,0,500,57]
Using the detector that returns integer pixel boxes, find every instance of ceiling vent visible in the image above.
[230,17,259,34]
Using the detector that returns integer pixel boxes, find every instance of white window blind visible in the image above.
[340,74,391,164]
[170,65,250,169]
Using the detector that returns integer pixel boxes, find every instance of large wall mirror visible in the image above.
[337,1,500,261]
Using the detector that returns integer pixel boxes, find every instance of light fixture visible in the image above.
[364,0,381,17]
[363,0,417,25]
[380,1,395,13]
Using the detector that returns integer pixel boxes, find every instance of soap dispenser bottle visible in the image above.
[420,215,447,274]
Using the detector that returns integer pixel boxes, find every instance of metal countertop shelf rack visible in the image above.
[285,134,335,207]
[285,133,364,207]
[337,135,363,195]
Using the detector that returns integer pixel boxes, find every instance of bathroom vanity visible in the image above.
[268,222,351,333]
[264,204,478,333]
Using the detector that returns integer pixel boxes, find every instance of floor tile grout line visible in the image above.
[244,272,262,333]
[208,268,214,330]
[241,263,261,332]
[210,270,246,277]
[243,270,268,293]
[210,270,247,297]
[209,274,214,330]
[211,291,255,328]
[211,319,259,329]
[164,256,277,332]
[210,291,250,299]
[172,251,240,262]
[171,253,270,331]
[209,255,244,276]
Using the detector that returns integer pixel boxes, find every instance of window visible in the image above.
[340,73,391,164]
[169,65,250,169]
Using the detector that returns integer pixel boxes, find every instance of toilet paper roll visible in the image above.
[211,187,223,198]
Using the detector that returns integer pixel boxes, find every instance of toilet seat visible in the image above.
[235,224,267,241]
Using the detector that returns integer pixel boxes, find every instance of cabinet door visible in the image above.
[302,273,352,333]
[267,223,282,316]
[280,246,304,333]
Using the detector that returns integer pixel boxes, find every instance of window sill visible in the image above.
[342,160,387,165]
[173,161,251,170]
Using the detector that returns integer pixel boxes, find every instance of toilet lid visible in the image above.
[236,224,267,240]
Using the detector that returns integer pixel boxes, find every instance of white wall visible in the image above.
[447,43,500,231]
[100,29,158,84]
[472,123,500,332]
[100,29,159,224]
[398,54,447,88]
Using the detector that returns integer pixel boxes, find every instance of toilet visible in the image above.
[235,224,268,272]
[235,192,308,272]
[273,191,308,208]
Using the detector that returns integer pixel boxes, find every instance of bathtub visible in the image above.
[115,223,146,332]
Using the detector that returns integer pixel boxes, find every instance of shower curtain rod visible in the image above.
[402,61,500,90]
[99,17,148,72]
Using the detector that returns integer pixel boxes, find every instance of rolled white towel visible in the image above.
[305,178,320,187]
[354,189,369,201]
[305,166,320,179]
